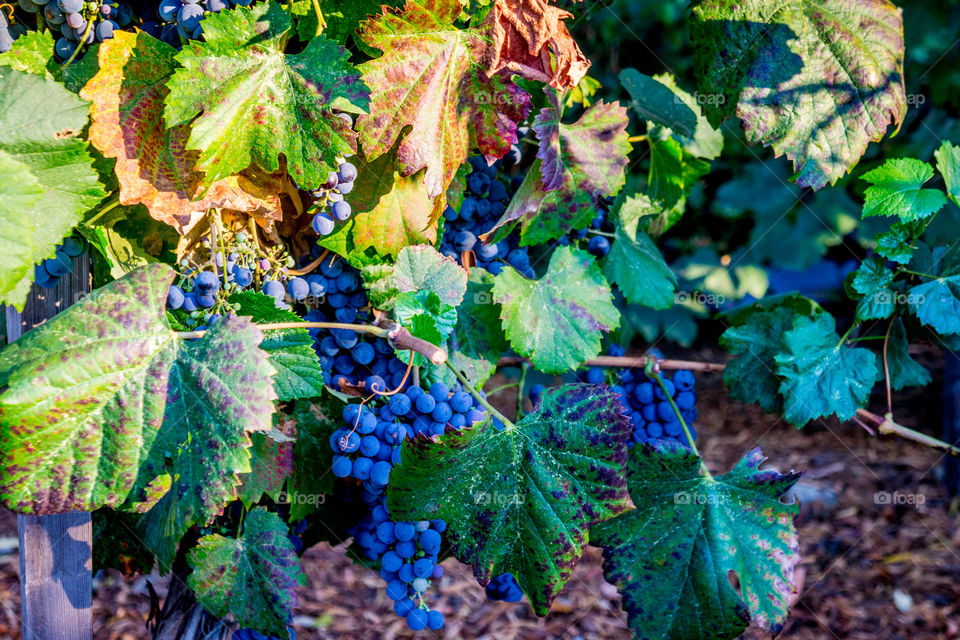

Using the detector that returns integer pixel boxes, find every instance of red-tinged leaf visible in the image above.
[356,0,528,198]
[81,31,282,233]
[485,0,590,90]
[468,70,532,163]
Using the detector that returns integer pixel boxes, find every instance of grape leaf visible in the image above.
[238,416,295,508]
[534,98,631,195]
[492,246,619,373]
[345,149,443,258]
[0,67,106,309]
[0,151,43,308]
[604,210,677,310]
[485,0,590,91]
[164,2,369,190]
[82,32,283,233]
[483,158,594,246]
[619,68,698,138]
[645,72,724,161]
[356,0,528,198]
[861,159,947,221]
[874,221,919,264]
[395,291,457,342]
[359,263,399,310]
[646,134,710,216]
[393,244,468,306]
[188,508,305,638]
[293,0,399,45]
[691,0,907,190]
[0,31,99,93]
[387,384,631,615]
[908,275,960,335]
[288,398,341,520]
[851,257,896,321]
[434,269,507,388]
[720,306,795,414]
[774,313,878,427]
[231,290,325,402]
[0,265,276,521]
[935,141,960,204]
[592,443,801,640]
[884,318,930,391]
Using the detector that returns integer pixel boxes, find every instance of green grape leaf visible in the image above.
[294,0,400,45]
[875,221,920,264]
[774,314,878,427]
[0,68,106,309]
[393,244,468,306]
[647,134,711,216]
[438,269,507,388]
[231,290,325,402]
[592,444,801,640]
[0,265,276,524]
[0,151,43,307]
[851,257,896,321]
[288,398,341,519]
[356,0,528,198]
[238,428,293,509]
[619,68,697,139]
[387,384,632,615]
[359,263,400,310]
[862,159,947,221]
[603,215,677,310]
[884,318,930,391]
[0,31,99,93]
[935,141,960,204]
[908,275,960,335]
[692,0,906,190]
[492,246,620,373]
[188,508,305,638]
[395,290,457,344]
[646,72,724,161]
[719,306,795,415]
[534,99,631,196]
[164,2,369,189]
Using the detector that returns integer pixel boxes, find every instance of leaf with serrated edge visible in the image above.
[593,443,801,640]
[935,141,960,204]
[164,2,369,190]
[774,313,878,427]
[0,31,99,93]
[82,32,282,233]
[0,151,43,308]
[861,158,947,221]
[188,508,305,638]
[387,384,631,615]
[492,246,619,373]
[356,0,528,198]
[0,68,106,309]
[908,275,960,335]
[393,244,467,306]
[720,307,795,414]
[231,290,325,402]
[692,0,906,190]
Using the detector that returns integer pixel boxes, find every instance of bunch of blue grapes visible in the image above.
[33,235,87,289]
[17,0,132,60]
[331,382,489,631]
[578,346,698,447]
[557,203,613,259]
[139,0,252,46]
[439,156,533,277]
[0,11,26,52]
[485,572,524,602]
[308,157,357,237]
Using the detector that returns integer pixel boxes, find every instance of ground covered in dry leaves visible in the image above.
[1,348,958,640]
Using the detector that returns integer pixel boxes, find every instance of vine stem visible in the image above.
[883,316,896,415]
[445,362,515,430]
[627,134,648,143]
[84,195,121,227]
[646,358,704,463]
[176,321,448,364]
[516,362,529,421]
[857,409,960,458]
[497,355,726,372]
[62,16,93,67]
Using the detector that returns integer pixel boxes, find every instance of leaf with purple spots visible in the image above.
[491,246,619,373]
[592,443,802,640]
[387,384,632,615]
[163,1,369,191]
[691,0,906,190]
[187,508,305,638]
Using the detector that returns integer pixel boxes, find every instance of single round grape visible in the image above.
[206,0,228,11]
[394,522,415,542]
[338,162,357,183]
[233,267,253,288]
[287,277,309,301]
[337,181,354,195]
[44,3,66,24]
[57,0,82,13]
[197,293,216,308]
[95,18,116,41]
[262,279,285,300]
[54,36,76,59]
[585,367,605,384]
[370,460,391,486]
[411,577,429,594]
[587,235,611,257]
[177,3,203,31]
[393,598,415,617]
[312,213,335,235]
[331,200,351,221]
[351,456,372,480]
[477,243,498,260]
[167,285,185,309]
[427,610,444,630]
[181,292,198,312]
[18,0,40,13]
[406,609,428,631]
[419,529,441,554]
[195,270,219,291]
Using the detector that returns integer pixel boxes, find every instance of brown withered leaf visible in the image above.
[80,31,282,234]
[485,0,590,91]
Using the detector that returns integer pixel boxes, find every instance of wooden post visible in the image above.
[943,357,960,495]
[5,256,93,640]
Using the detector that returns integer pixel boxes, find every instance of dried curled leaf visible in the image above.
[81,31,283,233]
[485,0,590,91]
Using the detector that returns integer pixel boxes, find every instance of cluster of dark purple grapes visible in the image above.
[33,235,87,289]
[139,0,251,46]
[0,11,26,52]
[331,382,490,631]
[309,156,357,237]
[485,572,524,602]
[582,346,698,447]
[439,156,532,277]
[557,204,612,258]
[17,0,132,60]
